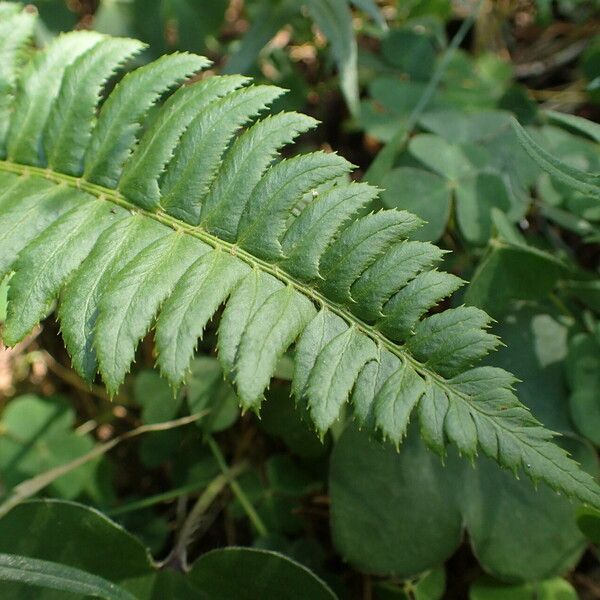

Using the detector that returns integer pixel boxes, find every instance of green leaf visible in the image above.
[373,361,426,445]
[463,439,596,582]
[539,203,599,240]
[188,547,336,600]
[0,4,21,18]
[236,152,352,258]
[469,576,578,600]
[306,325,377,433]
[59,216,169,381]
[281,182,378,280]
[95,233,209,393]
[331,423,596,582]
[199,112,318,241]
[187,357,240,432]
[455,172,512,245]
[0,177,82,280]
[260,386,325,459]
[380,28,435,80]
[119,74,249,210]
[319,210,422,303]
[4,200,126,345]
[351,347,399,427]
[330,426,464,577]
[0,5,35,157]
[292,308,348,400]
[7,31,103,165]
[0,500,155,599]
[465,209,567,317]
[84,52,209,187]
[466,245,564,318]
[0,395,96,499]
[488,307,572,431]
[380,167,451,242]
[419,109,512,144]
[409,134,475,182]
[134,369,182,425]
[235,285,316,410]
[407,134,520,245]
[217,269,283,375]
[544,109,600,143]
[0,276,7,322]
[160,84,285,224]
[478,306,600,504]
[417,381,451,456]
[44,37,144,175]
[512,119,600,197]
[156,250,249,385]
[351,240,445,321]
[133,368,186,468]
[0,554,137,600]
[408,307,499,377]
[380,271,464,341]
[576,506,600,545]
[566,333,600,446]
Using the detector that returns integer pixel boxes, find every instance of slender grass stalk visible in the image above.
[206,434,268,537]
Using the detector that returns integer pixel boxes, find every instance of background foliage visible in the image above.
[0,0,599,598]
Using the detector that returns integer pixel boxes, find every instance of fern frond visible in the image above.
[0,7,598,508]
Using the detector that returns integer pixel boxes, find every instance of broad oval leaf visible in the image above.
[188,547,336,600]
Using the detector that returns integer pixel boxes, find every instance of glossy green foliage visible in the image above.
[0,500,156,598]
[0,554,137,600]
[331,425,596,581]
[0,7,599,509]
[0,500,336,599]
[188,547,336,599]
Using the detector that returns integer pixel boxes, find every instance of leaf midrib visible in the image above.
[0,158,488,402]
[4,158,600,501]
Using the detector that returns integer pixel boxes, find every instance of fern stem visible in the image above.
[0,160,509,423]
[206,434,268,537]
[0,160,435,383]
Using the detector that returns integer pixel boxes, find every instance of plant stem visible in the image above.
[0,413,207,520]
[549,292,576,321]
[0,158,477,411]
[206,434,268,537]
[107,480,219,517]
[165,461,247,571]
